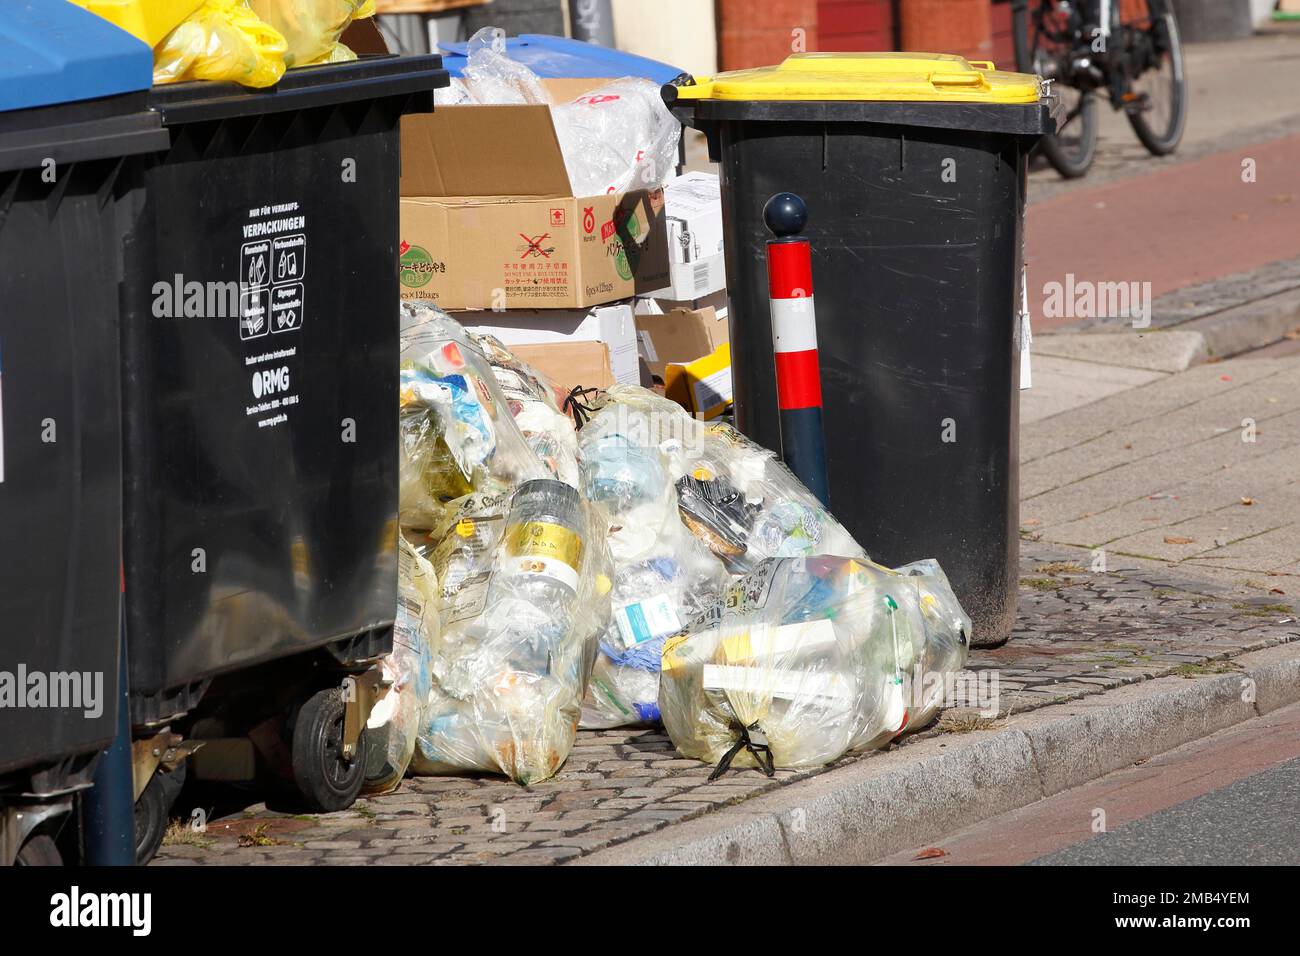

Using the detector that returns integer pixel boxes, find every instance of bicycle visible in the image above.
[1012,0,1188,178]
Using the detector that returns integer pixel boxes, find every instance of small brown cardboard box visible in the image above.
[399,79,670,310]
[634,305,729,382]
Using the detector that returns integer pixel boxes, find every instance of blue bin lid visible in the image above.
[438,34,685,86]
[0,0,154,112]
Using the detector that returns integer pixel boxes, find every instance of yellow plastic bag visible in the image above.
[248,0,373,68]
[153,0,288,89]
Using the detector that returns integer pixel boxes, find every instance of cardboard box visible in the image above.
[634,304,729,382]
[510,341,614,393]
[664,342,732,420]
[453,302,640,386]
[647,171,726,300]
[399,79,670,311]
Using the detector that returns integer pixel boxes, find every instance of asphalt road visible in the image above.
[1031,755,1300,865]
[881,700,1300,866]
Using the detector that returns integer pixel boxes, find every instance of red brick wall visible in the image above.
[899,0,993,60]
[717,0,820,71]
[991,0,1015,69]
[816,0,894,52]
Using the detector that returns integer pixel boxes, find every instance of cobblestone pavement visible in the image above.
[153,542,1299,866]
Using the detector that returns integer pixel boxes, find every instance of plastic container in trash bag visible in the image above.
[362,534,438,795]
[659,555,971,776]
[0,0,167,865]
[577,388,730,728]
[668,53,1058,647]
[400,304,549,530]
[673,416,866,575]
[413,479,611,784]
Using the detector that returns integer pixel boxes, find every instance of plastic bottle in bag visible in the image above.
[414,479,611,784]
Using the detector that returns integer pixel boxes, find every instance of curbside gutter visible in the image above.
[571,641,1300,865]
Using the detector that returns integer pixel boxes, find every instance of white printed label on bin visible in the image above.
[240,201,307,430]
[615,593,682,648]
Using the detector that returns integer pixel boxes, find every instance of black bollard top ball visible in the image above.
[763,192,808,238]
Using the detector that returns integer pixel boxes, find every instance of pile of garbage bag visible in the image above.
[375,304,972,788]
[434,27,681,195]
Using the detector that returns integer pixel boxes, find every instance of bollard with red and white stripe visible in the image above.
[764,192,830,506]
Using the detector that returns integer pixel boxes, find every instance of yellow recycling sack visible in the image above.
[248,0,374,68]
[153,0,288,88]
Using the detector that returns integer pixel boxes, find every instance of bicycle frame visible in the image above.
[1016,0,1169,110]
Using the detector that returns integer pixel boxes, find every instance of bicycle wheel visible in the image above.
[1122,0,1187,156]
[1013,0,1100,178]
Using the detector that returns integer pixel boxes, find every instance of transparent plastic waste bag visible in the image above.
[399,303,546,531]
[459,26,552,104]
[577,388,730,728]
[152,0,288,88]
[362,533,437,795]
[673,418,866,574]
[248,0,373,68]
[473,333,582,489]
[551,78,682,195]
[659,555,970,776]
[412,479,611,784]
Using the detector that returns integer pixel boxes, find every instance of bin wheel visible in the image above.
[134,779,167,865]
[15,833,63,866]
[135,761,187,866]
[291,687,366,813]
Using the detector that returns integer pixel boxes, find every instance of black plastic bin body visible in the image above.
[119,57,445,723]
[677,89,1057,646]
[0,93,167,788]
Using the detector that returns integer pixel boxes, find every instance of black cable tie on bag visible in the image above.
[709,721,776,781]
[563,386,600,430]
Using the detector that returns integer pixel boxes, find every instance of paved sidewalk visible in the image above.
[153,541,1298,866]
[1022,352,1300,596]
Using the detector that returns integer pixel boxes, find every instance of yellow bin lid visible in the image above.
[678,52,1042,105]
[68,0,204,48]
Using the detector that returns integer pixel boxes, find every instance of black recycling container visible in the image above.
[118,56,447,725]
[670,53,1059,646]
[0,3,167,862]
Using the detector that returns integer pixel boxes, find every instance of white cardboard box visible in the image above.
[648,171,726,301]
[454,302,640,386]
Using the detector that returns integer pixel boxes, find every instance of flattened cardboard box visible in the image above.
[399,79,670,310]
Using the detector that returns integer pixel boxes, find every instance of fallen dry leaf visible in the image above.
[1164,535,1195,544]
[913,847,947,861]
[1124,442,1133,450]
[1271,588,1285,595]
[1241,497,1255,506]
